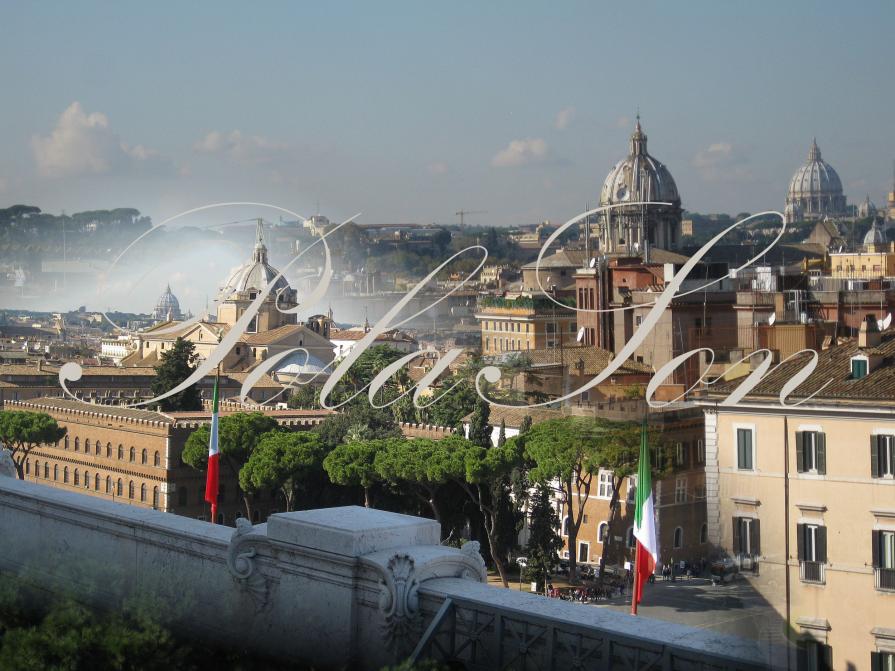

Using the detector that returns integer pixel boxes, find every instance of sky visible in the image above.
[1,1,894,229]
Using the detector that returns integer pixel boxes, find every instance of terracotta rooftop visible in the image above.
[519,346,654,375]
[705,334,895,405]
[242,323,304,345]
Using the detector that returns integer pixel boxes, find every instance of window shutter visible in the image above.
[872,530,881,568]
[795,432,805,472]
[732,516,741,554]
[797,523,805,561]
[871,651,882,671]
[816,526,827,563]
[816,433,826,475]
[871,435,881,478]
[751,519,761,556]
[820,643,833,671]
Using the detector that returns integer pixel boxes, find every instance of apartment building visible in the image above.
[700,318,895,669]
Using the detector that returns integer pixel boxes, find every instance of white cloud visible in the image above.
[193,129,286,165]
[691,142,752,181]
[491,138,548,168]
[554,107,576,130]
[615,115,631,129]
[32,102,170,177]
[427,161,449,175]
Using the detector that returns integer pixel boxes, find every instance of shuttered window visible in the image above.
[736,428,753,470]
[871,435,895,478]
[796,431,826,474]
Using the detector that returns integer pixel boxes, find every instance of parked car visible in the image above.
[710,558,739,584]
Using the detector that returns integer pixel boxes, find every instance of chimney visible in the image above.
[858,314,882,349]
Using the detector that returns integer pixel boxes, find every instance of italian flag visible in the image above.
[632,420,657,611]
[204,372,220,522]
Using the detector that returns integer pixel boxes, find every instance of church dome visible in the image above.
[221,220,291,297]
[152,284,182,321]
[864,221,885,247]
[784,140,847,223]
[600,117,680,207]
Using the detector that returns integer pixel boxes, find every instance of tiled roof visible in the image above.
[225,371,283,388]
[0,364,157,378]
[706,334,895,405]
[522,346,653,375]
[521,249,587,270]
[243,324,304,345]
[462,405,566,429]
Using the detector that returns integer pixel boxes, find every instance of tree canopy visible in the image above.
[323,438,387,508]
[0,410,66,479]
[150,337,202,411]
[240,431,323,512]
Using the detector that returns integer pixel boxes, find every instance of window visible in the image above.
[141,449,147,465]
[128,481,135,499]
[852,356,868,379]
[873,530,895,591]
[129,447,135,463]
[106,442,112,458]
[674,477,687,503]
[796,431,826,474]
[562,516,570,536]
[152,487,159,509]
[178,486,187,507]
[635,315,643,327]
[675,442,688,467]
[871,651,894,671]
[94,474,100,490]
[140,484,146,502]
[84,439,90,453]
[626,526,635,549]
[626,475,637,504]
[732,516,760,556]
[696,439,705,464]
[872,435,895,478]
[700,523,708,544]
[53,464,58,481]
[64,436,69,450]
[33,460,38,477]
[154,451,160,467]
[578,542,589,563]
[597,522,608,544]
[63,467,69,483]
[105,476,111,493]
[597,470,613,499]
[118,444,124,460]
[736,428,754,470]
[95,440,101,456]
[117,479,123,497]
[673,527,683,549]
[797,640,832,671]
[797,523,827,583]
[82,471,88,487]
[74,438,80,452]
[43,463,48,479]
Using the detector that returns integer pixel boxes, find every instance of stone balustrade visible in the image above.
[0,472,771,670]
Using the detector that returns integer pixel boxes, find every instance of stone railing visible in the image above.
[0,472,771,670]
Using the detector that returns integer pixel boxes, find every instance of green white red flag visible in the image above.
[632,420,657,610]
[204,371,220,522]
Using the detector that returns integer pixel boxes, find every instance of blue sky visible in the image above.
[1,1,893,227]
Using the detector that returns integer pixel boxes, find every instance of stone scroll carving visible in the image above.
[364,539,488,656]
[226,518,273,613]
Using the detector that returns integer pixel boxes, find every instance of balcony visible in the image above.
[875,567,895,592]
[799,561,825,584]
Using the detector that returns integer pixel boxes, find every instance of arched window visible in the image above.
[178,487,188,506]
[34,460,39,477]
[54,464,58,480]
[64,435,69,450]
[562,516,570,536]
[95,440,101,456]
[152,487,159,509]
[43,463,49,479]
[141,449,147,465]
[73,469,79,486]
[84,439,90,453]
[63,467,69,484]
[118,444,123,460]
[128,481,135,499]
[700,523,708,544]
[129,447,135,463]
[626,526,635,549]
[673,527,683,549]
[106,442,112,458]
[83,471,89,488]
[140,483,146,502]
[25,460,30,475]
[597,522,608,544]
[106,476,111,494]
[95,474,100,490]
[153,451,160,467]
[74,438,80,452]
[117,479,123,496]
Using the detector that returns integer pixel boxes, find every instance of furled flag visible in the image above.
[204,371,220,522]
[632,420,657,611]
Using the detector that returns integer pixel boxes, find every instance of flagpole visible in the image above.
[209,363,220,524]
[631,540,640,615]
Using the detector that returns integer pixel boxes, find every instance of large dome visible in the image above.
[221,221,291,297]
[600,118,680,207]
[152,284,182,321]
[784,139,847,223]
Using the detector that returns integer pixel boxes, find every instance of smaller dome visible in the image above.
[152,284,182,321]
[220,220,291,298]
[864,222,885,247]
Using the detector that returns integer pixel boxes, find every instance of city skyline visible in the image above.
[1,1,894,227]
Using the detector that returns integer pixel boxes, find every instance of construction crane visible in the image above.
[455,210,487,226]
